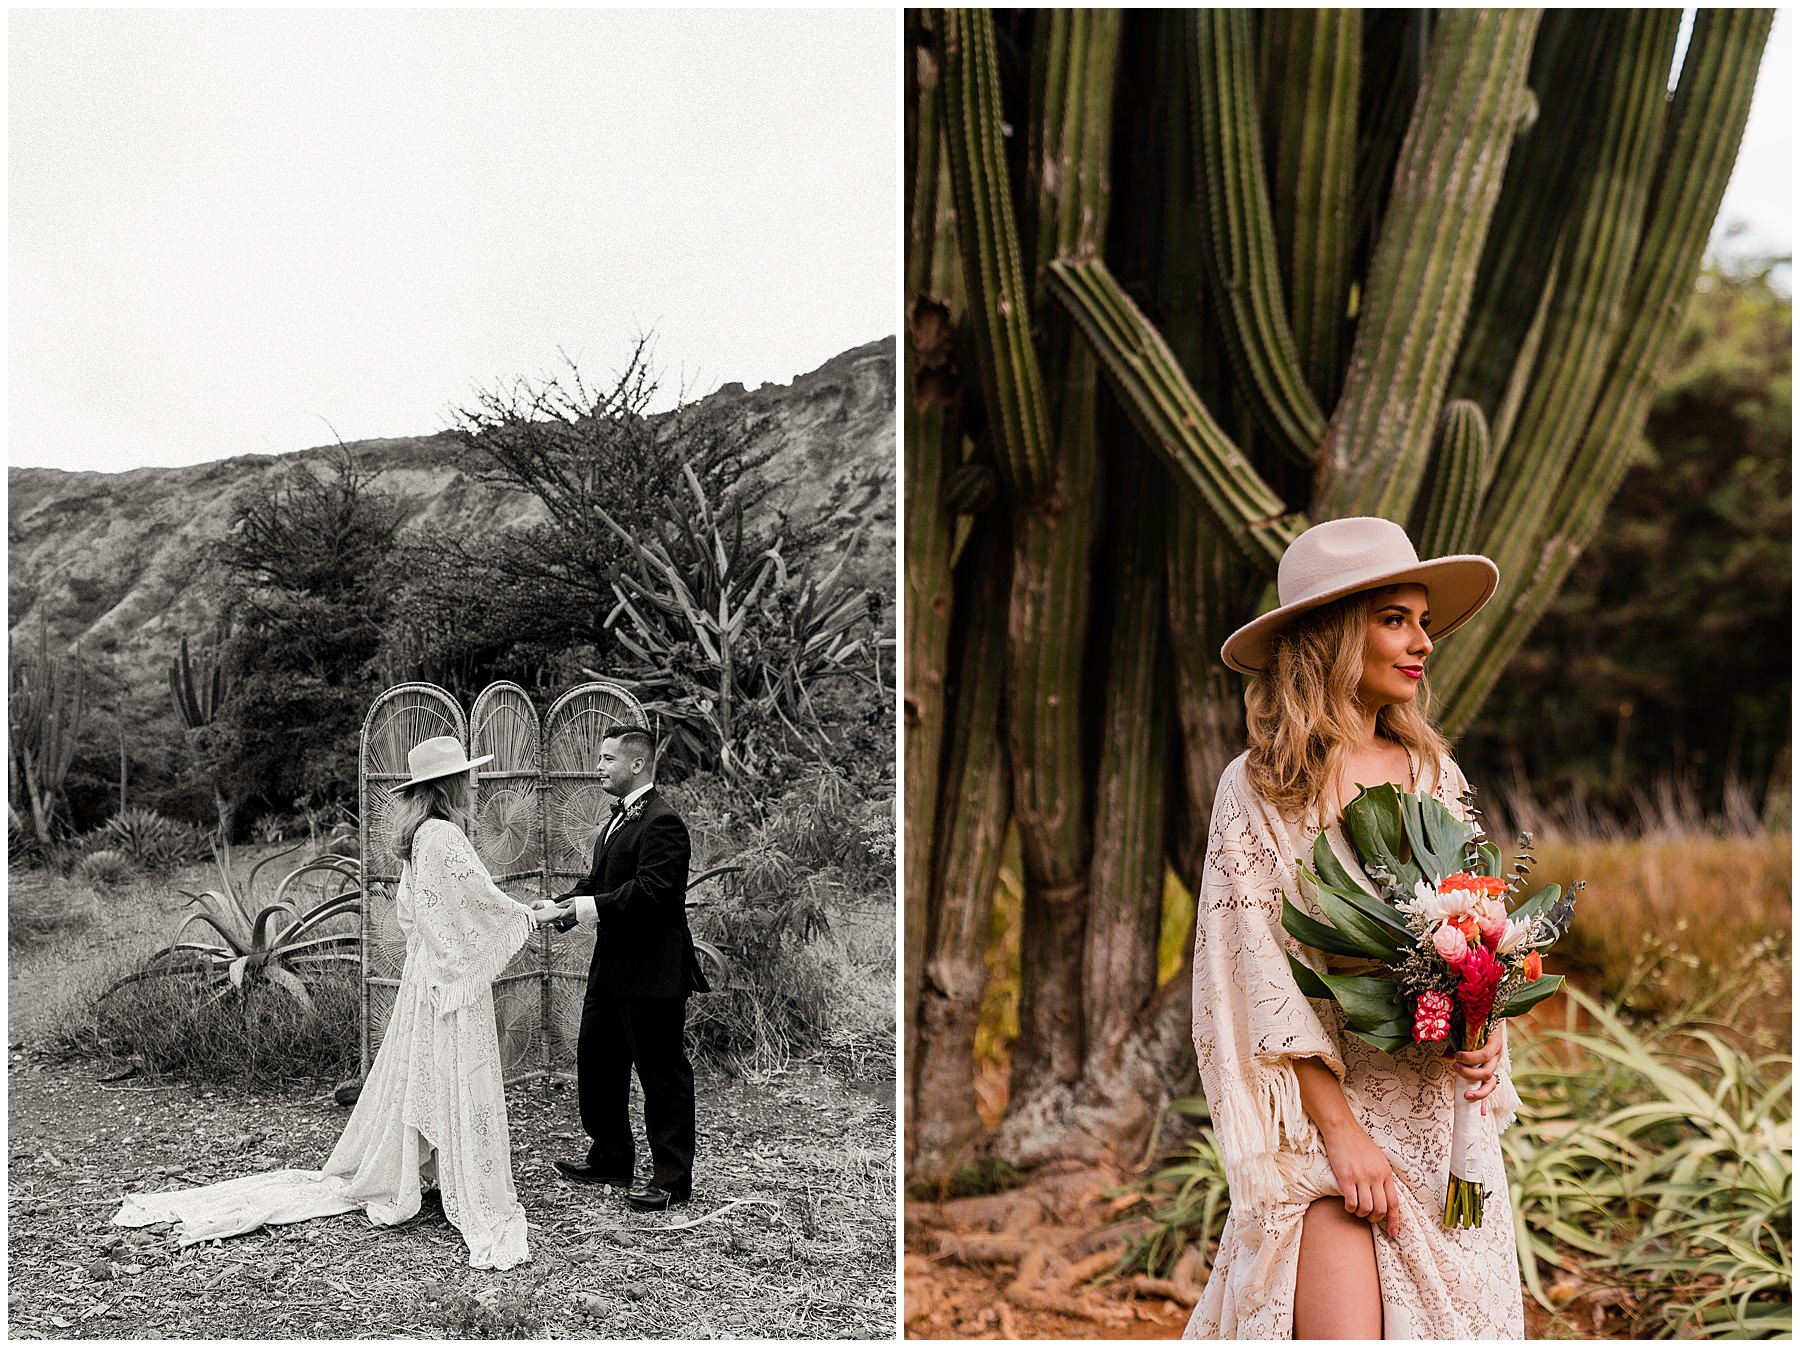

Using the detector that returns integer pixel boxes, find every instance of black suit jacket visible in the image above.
[555,789,709,998]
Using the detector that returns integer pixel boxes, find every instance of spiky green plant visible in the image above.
[589,464,875,789]
[105,845,362,1013]
[905,9,1775,1171]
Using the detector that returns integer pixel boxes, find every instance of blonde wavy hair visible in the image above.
[1243,587,1450,823]
[391,772,471,863]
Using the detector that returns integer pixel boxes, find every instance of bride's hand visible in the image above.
[1453,1022,1504,1102]
[1319,1119,1404,1237]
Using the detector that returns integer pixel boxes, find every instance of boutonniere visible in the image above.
[620,798,647,825]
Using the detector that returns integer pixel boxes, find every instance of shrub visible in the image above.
[79,963,360,1088]
[76,848,137,887]
[95,808,212,872]
[683,769,894,1073]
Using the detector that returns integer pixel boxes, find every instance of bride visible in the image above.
[115,736,567,1270]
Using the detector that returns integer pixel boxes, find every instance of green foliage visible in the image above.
[1128,960,1792,1338]
[212,447,406,827]
[92,808,212,873]
[682,768,894,1073]
[1461,266,1792,820]
[105,845,361,1014]
[908,1158,1024,1202]
[389,340,783,693]
[593,465,881,787]
[75,849,137,888]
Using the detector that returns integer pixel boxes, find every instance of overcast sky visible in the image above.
[10,9,897,472]
[9,10,1790,474]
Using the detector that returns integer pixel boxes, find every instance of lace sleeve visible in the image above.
[411,820,534,1013]
[1191,758,1345,1211]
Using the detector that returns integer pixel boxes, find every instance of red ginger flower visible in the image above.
[1457,944,1504,1031]
[1413,990,1453,1043]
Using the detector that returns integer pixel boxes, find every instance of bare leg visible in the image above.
[1293,1197,1382,1339]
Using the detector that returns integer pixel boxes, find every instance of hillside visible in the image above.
[8,338,895,686]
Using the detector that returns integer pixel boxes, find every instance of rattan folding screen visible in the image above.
[358,679,648,1085]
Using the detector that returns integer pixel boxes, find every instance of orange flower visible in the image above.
[1452,915,1480,941]
[1523,950,1543,982]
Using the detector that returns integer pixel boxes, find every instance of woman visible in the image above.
[1184,517,1524,1338]
[116,736,565,1270]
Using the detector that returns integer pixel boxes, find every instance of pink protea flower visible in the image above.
[1433,924,1470,965]
[1413,990,1453,1043]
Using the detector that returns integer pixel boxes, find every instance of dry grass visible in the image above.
[1529,831,1789,1030]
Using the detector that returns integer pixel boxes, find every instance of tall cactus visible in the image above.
[9,619,87,846]
[168,631,234,837]
[907,9,1773,1172]
[169,633,230,730]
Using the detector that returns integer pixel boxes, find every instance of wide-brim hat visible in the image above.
[400,735,494,788]
[1220,516,1499,676]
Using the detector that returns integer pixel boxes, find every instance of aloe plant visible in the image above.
[106,845,362,1013]
[905,9,1774,1172]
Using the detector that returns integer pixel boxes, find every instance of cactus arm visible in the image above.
[1186,10,1326,463]
[1412,400,1492,559]
[933,7,1056,504]
[1434,9,1773,730]
[1448,12,1613,418]
[1475,11,1681,560]
[1046,257,1305,576]
[1314,8,1541,523]
[1265,9,1360,409]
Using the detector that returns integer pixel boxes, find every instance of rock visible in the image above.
[86,1259,116,1281]
[333,1080,362,1107]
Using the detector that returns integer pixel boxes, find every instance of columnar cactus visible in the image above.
[169,633,230,730]
[9,620,87,845]
[907,9,1773,1171]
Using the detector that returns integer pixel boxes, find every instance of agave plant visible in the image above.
[106,843,362,1013]
[96,807,212,872]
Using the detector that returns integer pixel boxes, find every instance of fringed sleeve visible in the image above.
[410,820,535,1014]
[1191,756,1345,1212]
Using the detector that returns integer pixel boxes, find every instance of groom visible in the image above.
[545,725,707,1210]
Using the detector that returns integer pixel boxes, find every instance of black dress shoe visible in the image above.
[553,1160,633,1187]
[625,1180,690,1211]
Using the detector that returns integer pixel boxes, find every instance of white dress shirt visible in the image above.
[570,782,654,925]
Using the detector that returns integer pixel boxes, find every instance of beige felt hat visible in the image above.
[1220,517,1499,676]
[399,735,494,788]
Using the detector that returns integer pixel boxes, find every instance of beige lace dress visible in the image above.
[115,818,536,1270]
[1183,751,1525,1339]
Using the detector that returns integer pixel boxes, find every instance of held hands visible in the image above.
[1451,1021,1505,1103]
[1320,1120,1404,1238]
[528,900,573,929]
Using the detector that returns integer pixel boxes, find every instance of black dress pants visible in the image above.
[576,986,695,1193]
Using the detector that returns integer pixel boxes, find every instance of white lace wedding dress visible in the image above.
[1184,751,1525,1338]
[115,818,536,1270]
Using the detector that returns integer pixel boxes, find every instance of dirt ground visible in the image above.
[7,1050,895,1339]
[904,1168,1609,1341]
[5,859,896,1339]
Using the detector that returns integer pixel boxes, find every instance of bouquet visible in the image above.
[1280,781,1578,1228]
